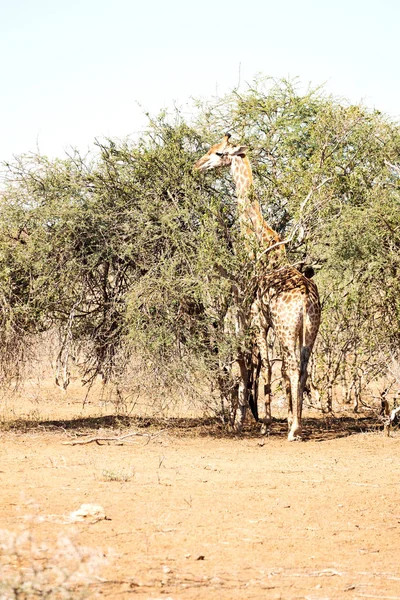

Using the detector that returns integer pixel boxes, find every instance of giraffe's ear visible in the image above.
[229,145,248,156]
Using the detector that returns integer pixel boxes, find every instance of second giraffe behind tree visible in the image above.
[194,134,321,441]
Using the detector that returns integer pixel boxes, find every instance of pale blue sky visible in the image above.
[1,0,399,162]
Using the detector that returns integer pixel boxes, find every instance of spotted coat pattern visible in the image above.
[194,135,321,440]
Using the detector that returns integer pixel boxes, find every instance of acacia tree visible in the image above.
[1,78,400,412]
[0,120,242,404]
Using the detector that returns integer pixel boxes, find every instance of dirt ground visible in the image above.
[0,391,399,599]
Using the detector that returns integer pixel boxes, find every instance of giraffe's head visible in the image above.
[194,133,248,172]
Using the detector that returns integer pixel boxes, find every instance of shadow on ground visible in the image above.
[0,412,391,441]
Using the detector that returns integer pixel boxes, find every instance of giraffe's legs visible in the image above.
[262,344,273,424]
[258,348,273,434]
[287,363,301,441]
[281,345,302,441]
[228,387,238,429]
[248,348,260,423]
[251,308,272,433]
[283,345,312,441]
[231,357,248,432]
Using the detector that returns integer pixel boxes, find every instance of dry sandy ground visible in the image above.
[0,400,399,599]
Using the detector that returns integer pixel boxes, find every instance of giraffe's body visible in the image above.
[194,134,321,440]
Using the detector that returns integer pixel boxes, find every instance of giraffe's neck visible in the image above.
[230,156,286,263]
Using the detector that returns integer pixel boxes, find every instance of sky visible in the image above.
[1,0,399,162]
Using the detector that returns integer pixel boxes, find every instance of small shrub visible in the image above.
[0,528,107,599]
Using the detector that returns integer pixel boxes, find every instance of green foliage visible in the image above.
[1,77,400,405]
[0,118,240,395]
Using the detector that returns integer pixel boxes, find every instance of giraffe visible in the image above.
[194,134,321,440]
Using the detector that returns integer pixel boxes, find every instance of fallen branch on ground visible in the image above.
[62,429,166,446]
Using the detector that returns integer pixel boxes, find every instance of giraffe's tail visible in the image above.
[300,293,311,381]
[300,346,311,381]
